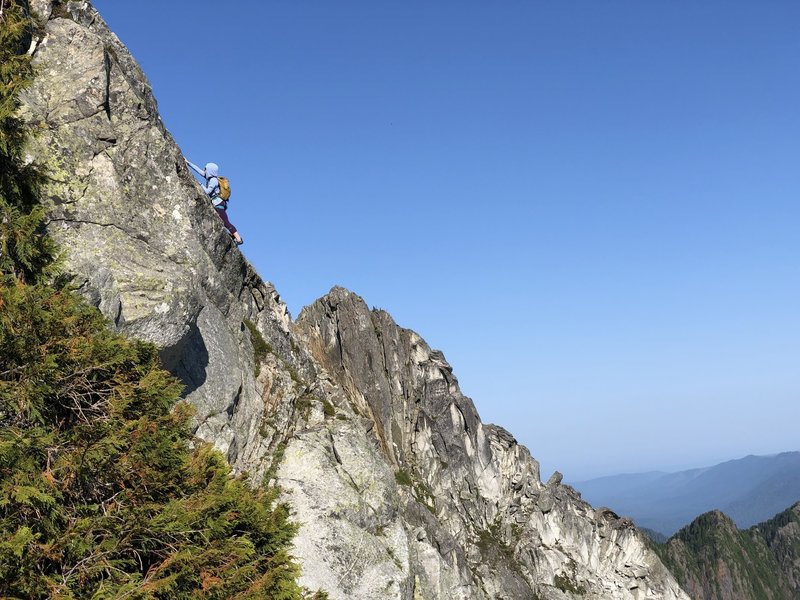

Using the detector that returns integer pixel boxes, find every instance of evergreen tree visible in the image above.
[0,0,59,283]
[0,283,326,598]
[0,3,326,597]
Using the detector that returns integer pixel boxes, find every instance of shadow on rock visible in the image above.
[159,322,209,397]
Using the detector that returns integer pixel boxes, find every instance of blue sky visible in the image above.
[93,0,800,480]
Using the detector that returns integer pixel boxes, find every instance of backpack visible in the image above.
[217,176,231,201]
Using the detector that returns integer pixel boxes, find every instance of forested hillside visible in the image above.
[654,503,800,600]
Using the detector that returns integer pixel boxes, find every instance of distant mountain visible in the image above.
[571,452,800,535]
[641,528,668,544]
[653,502,800,600]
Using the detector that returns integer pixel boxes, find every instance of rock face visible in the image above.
[20,2,690,598]
[288,290,688,599]
[657,503,800,600]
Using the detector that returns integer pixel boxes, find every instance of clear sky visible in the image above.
[93,0,800,481]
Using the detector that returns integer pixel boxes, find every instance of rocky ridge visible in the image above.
[19,1,690,598]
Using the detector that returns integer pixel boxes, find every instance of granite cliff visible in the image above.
[19,1,691,598]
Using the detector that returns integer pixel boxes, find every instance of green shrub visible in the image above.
[244,319,273,377]
[0,282,324,598]
[553,565,586,595]
[322,399,335,418]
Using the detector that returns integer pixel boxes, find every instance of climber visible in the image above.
[185,158,243,245]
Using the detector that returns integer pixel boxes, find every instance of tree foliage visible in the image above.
[0,4,326,597]
[0,283,323,598]
[654,510,796,600]
[0,0,59,283]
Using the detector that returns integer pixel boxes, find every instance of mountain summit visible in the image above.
[19,1,688,598]
[656,502,800,599]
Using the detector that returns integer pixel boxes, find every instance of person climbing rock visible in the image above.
[185,158,243,245]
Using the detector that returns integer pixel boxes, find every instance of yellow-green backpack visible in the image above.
[218,176,231,201]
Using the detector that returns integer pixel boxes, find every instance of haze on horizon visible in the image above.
[94,0,800,481]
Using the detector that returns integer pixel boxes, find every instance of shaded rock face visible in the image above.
[20,2,690,599]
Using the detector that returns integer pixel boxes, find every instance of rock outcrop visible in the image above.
[19,1,691,598]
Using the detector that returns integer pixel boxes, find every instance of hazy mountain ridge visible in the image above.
[572,452,800,535]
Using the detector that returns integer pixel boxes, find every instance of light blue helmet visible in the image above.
[204,162,219,178]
